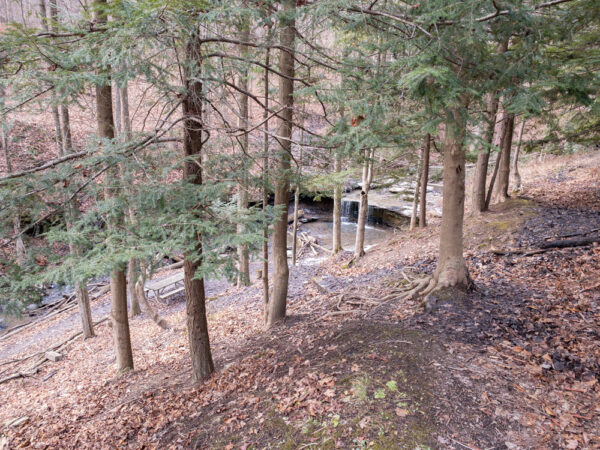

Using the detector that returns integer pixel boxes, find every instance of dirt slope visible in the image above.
[1,151,599,449]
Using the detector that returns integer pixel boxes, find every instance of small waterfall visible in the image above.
[341,199,358,222]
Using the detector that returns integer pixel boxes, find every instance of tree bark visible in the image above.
[492,112,515,204]
[118,79,141,315]
[354,149,374,258]
[472,92,499,213]
[236,23,250,287]
[262,44,270,316]
[419,133,430,228]
[95,0,133,371]
[291,185,300,265]
[265,0,295,328]
[433,106,470,288]
[182,32,214,381]
[127,258,142,316]
[512,119,525,192]
[485,104,509,210]
[0,88,26,265]
[332,150,343,252]
[410,148,422,231]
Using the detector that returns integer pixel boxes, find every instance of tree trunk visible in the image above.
[1,86,26,265]
[332,149,343,252]
[127,258,142,316]
[433,106,470,288]
[410,149,422,231]
[492,113,515,204]
[119,79,141,315]
[472,92,499,213]
[485,104,509,210]
[236,24,250,287]
[262,45,270,316]
[134,280,169,329]
[291,185,300,265]
[113,83,122,136]
[354,149,374,258]
[60,105,73,152]
[265,0,295,328]
[512,119,525,192]
[182,32,214,381]
[95,0,133,372]
[76,282,94,338]
[419,133,430,228]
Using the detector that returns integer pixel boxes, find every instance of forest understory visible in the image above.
[1,152,599,449]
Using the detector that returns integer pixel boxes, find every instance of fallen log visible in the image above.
[538,236,600,249]
[491,236,599,257]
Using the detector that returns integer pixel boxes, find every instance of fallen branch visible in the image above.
[491,236,600,257]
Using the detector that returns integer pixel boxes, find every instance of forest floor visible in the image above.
[1,151,599,449]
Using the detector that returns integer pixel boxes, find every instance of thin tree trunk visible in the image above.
[95,0,133,372]
[472,92,499,213]
[512,119,525,192]
[266,0,295,328]
[292,127,304,266]
[485,105,509,209]
[262,44,270,316]
[291,185,300,265]
[37,0,63,155]
[119,79,141,316]
[492,113,515,204]
[49,1,93,337]
[0,90,26,264]
[332,150,343,252]
[419,133,430,228]
[134,280,169,329]
[60,105,72,152]
[410,149,422,231]
[354,149,374,258]
[113,83,122,136]
[127,258,142,316]
[236,23,250,287]
[120,81,132,138]
[182,32,214,381]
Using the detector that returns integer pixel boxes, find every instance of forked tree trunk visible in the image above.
[433,106,470,288]
[236,23,250,287]
[472,92,499,214]
[262,45,270,314]
[265,0,295,328]
[492,113,515,204]
[485,104,509,210]
[95,0,133,371]
[512,120,525,192]
[419,133,430,228]
[182,33,214,381]
[354,149,374,258]
[332,150,343,252]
